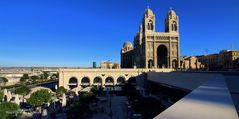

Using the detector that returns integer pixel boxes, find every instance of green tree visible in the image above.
[90,86,99,95]
[27,89,52,108]
[56,86,67,96]
[50,73,59,80]
[80,92,96,103]
[30,75,40,82]
[0,77,8,83]
[0,77,8,86]
[15,85,30,97]
[15,85,31,103]
[20,74,29,82]
[0,102,19,119]
[40,72,49,80]
[68,92,96,119]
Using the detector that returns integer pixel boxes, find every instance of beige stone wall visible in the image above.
[59,68,173,90]
[182,56,204,70]
[100,62,120,69]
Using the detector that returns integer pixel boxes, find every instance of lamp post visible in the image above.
[54,84,58,110]
[206,49,209,71]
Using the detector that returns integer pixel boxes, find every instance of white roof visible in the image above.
[153,73,239,119]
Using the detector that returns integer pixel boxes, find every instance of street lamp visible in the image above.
[205,49,209,71]
[54,84,58,110]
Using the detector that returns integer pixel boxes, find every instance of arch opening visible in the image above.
[68,77,78,89]
[93,77,102,86]
[81,77,90,86]
[117,77,126,85]
[157,45,168,68]
[105,77,114,86]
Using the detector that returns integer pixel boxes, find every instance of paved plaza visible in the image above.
[90,96,127,119]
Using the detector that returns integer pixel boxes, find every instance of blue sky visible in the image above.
[0,0,239,67]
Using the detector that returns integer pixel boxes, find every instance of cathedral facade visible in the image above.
[121,7,180,69]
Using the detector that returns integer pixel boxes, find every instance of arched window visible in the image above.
[172,21,177,31]
[148,20,154,30]
[148,59,153,68]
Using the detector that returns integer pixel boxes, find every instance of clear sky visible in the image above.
[0,0,239,67]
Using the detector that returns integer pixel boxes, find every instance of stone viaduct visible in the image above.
[58,68,172,90]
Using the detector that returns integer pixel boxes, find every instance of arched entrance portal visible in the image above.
[81,77,90,87]
[148,59,153,68]
[157,45,168,68]
[68,77,78,89]
[93,77,102,86]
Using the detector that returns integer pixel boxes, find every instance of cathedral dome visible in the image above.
[123,41,133,48]
[122,41,133,53]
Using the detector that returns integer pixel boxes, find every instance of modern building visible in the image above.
[93,62,97,68]
[121,7,180,69]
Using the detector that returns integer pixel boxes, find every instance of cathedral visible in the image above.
[121,7,180,69]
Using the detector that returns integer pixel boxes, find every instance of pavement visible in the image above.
[111,96,127,119]
[224,75,239,115]
[90,96,127,119]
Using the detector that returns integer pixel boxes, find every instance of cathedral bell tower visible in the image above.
[165,8,179,33]
[142,7,155,32]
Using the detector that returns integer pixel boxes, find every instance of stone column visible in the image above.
[169,37,172,68]
[177,37,181,68]
[153,37,157,68]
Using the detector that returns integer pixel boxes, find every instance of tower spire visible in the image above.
[147,0,150,9]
